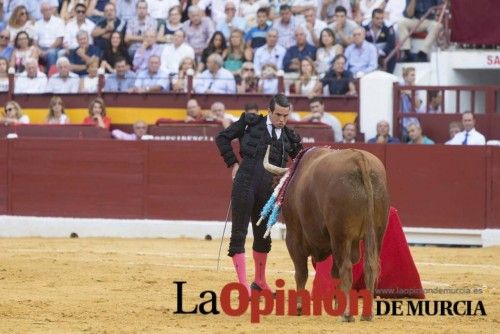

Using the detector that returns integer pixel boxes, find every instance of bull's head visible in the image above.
[263,145,289,175]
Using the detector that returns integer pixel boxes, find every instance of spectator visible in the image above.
[400,66,423,112]
[104,56,136,92]
[328,5,358,47]
[272,4,298,50]
[116,0,138,23]
[357,0,385,25]
[34,1,65,71]
[14,57,47,94]
[427,90,442,113]
[185,98,204,122]
[101,31,133,73]
[257,63,278,94]
[182,5,215,59]
[1,100,29,125]
[86,0,112,24]
[132,54,170,93]
[244,102,259,114]
[315,28,343,75]
[171,56,195,92]
[7,5,35,43]
[294,57,319,97]
[321,0,353,23]
[46,96,70,124]
[112,120,149,140]
[406,122,435,144]
[364,8,396,73]
[291,0,317,21]
[83,97,111,129]
[445,121,462,144]
[198,0,241,24]
[399,0,442,62]
[68,30,102,76]
[4,1,40,22]
[10,31,39,73]
[200,31,227,72]
[314,54,356,96]
[46,56,80,93]
[132,29,161,71]
[223,29,250,73]
[209,101,237,128]
[302,97,343,142]
[342,122,357,143]
[158,5,183,43]
[145,0,179,20]
[0,30,14,60]
[344,27,378,77]
[160,30,194,74]
[63,3,96,51]
[446,112,486,146]
[91,3,124,52]
[60,0,92,22]
[236,61,258,93]
[240,0,267,28]
[216,1,246,39]
[79,59,99,92]
[367,120,400,143]
[125,0,158,58]
[300,7,327,47]
[194,53,236,94]
[283,26,316,74]
[253,29,286,76]
[245,7,270,50]
[0,57,9,91]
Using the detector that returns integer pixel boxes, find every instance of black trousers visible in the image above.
[228,159,273,257]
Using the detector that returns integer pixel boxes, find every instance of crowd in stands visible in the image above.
[0,0,447,95]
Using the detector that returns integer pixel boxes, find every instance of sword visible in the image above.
[216,199,232,272]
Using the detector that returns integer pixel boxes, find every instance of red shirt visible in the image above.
[83,116,111,129]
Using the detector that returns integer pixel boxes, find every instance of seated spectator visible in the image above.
[10,31,40,73]
[445,121,462,144]
[0,57,9,92]
[315,28,343,75]
[0,30,14,60]
[158,6,183,43]
[63,3,96,52]
[364,8,396,73]
[208,101,237,128]
[216,1,246,40]
[367,120,400,143]
[342,122,357,143]
[132,29,161,71]
[182,5,215,59]
[406,122,434,144]
[46,96,70,124]
[194,53,236,94]
[160,30,195,74]
[344,27,378,78]
[116,0,138,23]
[104,56,136,92]
[83,97,111,129]
[68,30,102,76]
[60,0,92,22]
[240,0,268,29]
[1,100,29,125]
[79,59,99,92]
[321,0,353,24]
[132,54,170,93]
[244,102,259,115]
[112,120,149,140]
[5,2,41,23]
[257,63,278,94]
[199,31,227,72]
[300,7,327,47]
[427,90,442,113]
[101,31,132,73]
[272,4,298,50]
[290,0,317,21]
[294,57,319,97]
[253,29,286,76]
[328,5,358,47]
[171,57,195,93]
[124,0,158,58]
[7,5,35,43]
[185,98,204,122]
[46,56,80,93]
[143,0,178,20]
[14,57,47,94]
[283,26,316,74]
[223,29,250,73]
[34,2,65,71]
[245,7,271,50]
[446,111,486,146]
[86,0,111,24]
[398,0,442,62]
[302,97,343,142]
[91,2,124,52]
[236,61,258,93]
[314,54,356,96]
[357,0,385,25]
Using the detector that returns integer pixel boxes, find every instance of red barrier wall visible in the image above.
[1,139,499,230]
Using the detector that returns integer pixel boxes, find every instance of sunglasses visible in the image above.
[6,107,16,112]
[0,36,9,40]
[243,68,254,71]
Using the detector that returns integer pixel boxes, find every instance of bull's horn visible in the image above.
[263,145,289,175]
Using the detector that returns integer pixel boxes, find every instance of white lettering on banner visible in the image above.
[302,137,315,143]
[486,55,500,66]
[153,136,214,141]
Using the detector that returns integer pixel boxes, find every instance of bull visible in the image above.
[263,146,389,321]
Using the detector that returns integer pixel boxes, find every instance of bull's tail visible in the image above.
[357,151,379,293]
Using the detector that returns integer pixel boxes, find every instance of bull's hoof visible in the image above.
[341,313,355,322]
[360,314,374,321]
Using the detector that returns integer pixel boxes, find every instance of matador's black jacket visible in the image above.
[215,113,302,256]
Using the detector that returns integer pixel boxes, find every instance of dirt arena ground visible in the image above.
[0,238,498,333]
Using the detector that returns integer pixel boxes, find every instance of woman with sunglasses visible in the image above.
[1,101,30,125]
[7,6,35,43]
[46,96,70,125]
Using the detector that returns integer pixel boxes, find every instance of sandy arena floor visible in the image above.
[0,238,498,333]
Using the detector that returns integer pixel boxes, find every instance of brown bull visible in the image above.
[264,147,389,321]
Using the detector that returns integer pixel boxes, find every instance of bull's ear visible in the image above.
[263,145,289,175]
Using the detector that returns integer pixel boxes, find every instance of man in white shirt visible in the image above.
[253,29,286,76]
[112,120,149,140]
[146,0,179,20]
[302,97,343,142]
[194,53,236,94]
[63,3,96,51]
[160,30,195,74]
[300,7,327,47]
[34,1,65,70]
[446,112,486,146]
[46,57,80,93]
[14,58,47,94]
